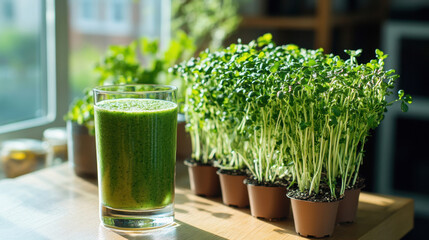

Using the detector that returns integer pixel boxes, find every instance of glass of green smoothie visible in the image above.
[93,84,177,231]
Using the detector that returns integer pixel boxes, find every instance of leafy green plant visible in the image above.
[65,33,195,134]
[251,42,411,198]
[172,0,241,52]
[174,34,292,183]
[175,33,411,194]
[67,0,242,134]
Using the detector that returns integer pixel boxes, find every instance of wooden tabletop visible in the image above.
[0,163,413,240]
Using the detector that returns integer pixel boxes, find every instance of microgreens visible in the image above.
[174,33,411,196]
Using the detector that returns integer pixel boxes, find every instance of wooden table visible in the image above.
[0,163,413,239]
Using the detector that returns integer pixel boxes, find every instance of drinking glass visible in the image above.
[93,84,177,230]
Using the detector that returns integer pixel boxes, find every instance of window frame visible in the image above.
[105,0,132,34]
[0,0,69,141]
[376,20,429,217]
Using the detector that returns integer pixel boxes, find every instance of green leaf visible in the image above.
[237,52,250,63]
[386,69,395,75]
[345,49,362,57]
[375,49,388,60]
[401,101,409,112]
[141,38,159,55]
[257,33,272,47]
[398,90,404,99]
[285,44,298,51]
[375,49,383,56]
[307,59,316,67]
[404,94,413,104]
[270,62,280,73]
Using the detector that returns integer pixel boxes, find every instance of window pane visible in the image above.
[0,0,53,133]
[68,0,168,100]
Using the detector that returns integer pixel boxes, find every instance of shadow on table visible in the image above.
[175,192,232,220]
[175,193,212,206]
[236,207,297,236]
[100,220,227,240]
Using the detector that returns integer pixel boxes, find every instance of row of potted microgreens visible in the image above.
[176,34,290,182]
[174,33,411,198]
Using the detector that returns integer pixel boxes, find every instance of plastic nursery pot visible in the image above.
[336,188,362,224]
[67,121,97,178]
[184,160,221,197]
[289,197,340,238]
[217,170,249,208]
[246,180,290,221]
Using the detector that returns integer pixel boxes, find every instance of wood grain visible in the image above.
[0,164,413,240]
[315,0,332,52]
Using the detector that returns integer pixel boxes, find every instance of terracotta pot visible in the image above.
[336,188,361,224]
[67,121,97,178]
[185,161,221,197]
[176,115,192,161]
[290,198,340,238]
[246,183,290,221]
[217,170,249,208]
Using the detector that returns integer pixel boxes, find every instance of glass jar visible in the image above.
[43,127,68,166]
[1,139,48,178]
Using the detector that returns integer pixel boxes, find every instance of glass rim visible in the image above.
[93,84,177,95]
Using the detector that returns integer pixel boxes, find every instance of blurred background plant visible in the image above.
[172,0,240,52]
[66,0,241,133]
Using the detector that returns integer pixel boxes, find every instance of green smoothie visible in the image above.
[94,98,177,210]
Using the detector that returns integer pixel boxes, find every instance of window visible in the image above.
[81,0,96,20]
[70,0,134,36]
[110,0,126,22]
[140,0,163,38]
[71,0,100,34]
[0,0,56,134]
[68,0,169,101]
[2,0,13,21]
[105,0,131,35]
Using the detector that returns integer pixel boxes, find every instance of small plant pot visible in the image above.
[246,181,290,221]
[289,197,340,238]
[185,160,221,197]
[176,114,192,161]
[217,170,249,208]
[336,188,362,224]
[67,121,97,178]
